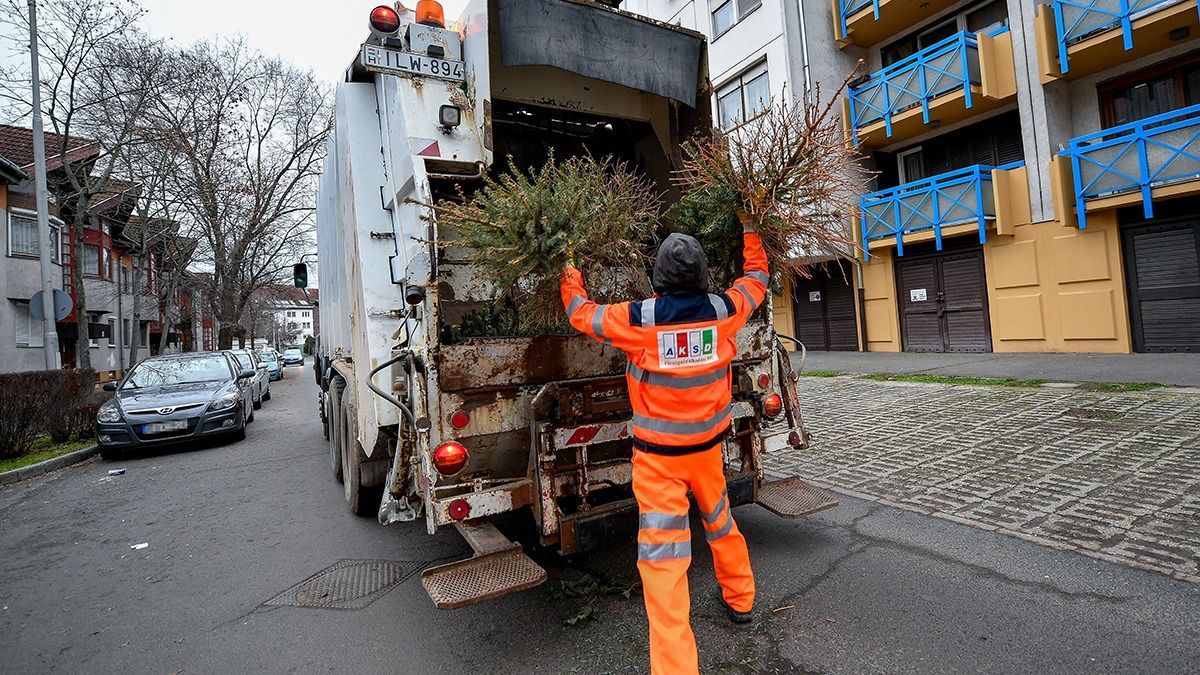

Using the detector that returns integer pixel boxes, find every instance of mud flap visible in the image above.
[756,476,839,519]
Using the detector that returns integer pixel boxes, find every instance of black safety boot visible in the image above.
[717,592,753,624]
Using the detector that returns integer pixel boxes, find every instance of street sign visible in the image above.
[360,44,466,82]
[30,288,73,321]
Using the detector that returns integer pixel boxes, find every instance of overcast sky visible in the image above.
[139,0,470,83]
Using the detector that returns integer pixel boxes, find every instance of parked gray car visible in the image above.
[226,349,270,408]
[95,352,256,460]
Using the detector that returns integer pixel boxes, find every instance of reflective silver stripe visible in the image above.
[747,270,769,286]
[627,363,729,389]
[701,490,728,525]
[706,512,734,542]
[567,295,586,316]
[735,284,759,311]
[591,305,607,339]
[633,405,731,436]
[637,541,692,561]
[640,298,656,327]
[743,224,756,234]
[708,294,729,320]
[639,512,689,531]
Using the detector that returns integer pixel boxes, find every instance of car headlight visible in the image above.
[211,394,239,411]
[97,405,122,423]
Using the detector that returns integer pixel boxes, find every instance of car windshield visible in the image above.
[258,352,278,363]
[284,350,302,357]
[232,353,253,369]
[125,356,231,388]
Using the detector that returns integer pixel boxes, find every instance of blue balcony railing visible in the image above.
[1060,103,1200,229]
[838,0,878,40]
[1050,0,1196,74]
[847,29,1007,145]
[860,163,1023,258]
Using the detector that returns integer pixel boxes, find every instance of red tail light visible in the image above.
[448,498,471,520]
[415,0,445,27]
[433,441,469,476]
[757,373,771,390]
[369,5,401,34]
[762,393,783,418]
[449,410,470,430]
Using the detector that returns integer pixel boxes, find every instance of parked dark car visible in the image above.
[95,352,256,459]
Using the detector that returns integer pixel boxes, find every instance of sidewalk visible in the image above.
[791,350,1200,387]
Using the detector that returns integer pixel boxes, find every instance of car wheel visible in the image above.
[253,395,262,410]
[247,403,255,423]
[263,389,271,402]
[232,420,247,441]
[340,403,380,517]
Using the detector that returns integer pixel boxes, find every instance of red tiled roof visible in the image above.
[0,124,100,173]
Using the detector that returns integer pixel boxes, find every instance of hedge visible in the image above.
[0,369,100,459]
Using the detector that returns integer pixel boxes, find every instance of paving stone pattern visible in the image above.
[765,377,1200,583]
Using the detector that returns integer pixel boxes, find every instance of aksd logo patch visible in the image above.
[658,326,718,369]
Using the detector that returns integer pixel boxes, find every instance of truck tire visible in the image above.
[340,403,382,517]
[329,378,344,483]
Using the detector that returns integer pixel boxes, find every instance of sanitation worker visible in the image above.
[561,215,767,674]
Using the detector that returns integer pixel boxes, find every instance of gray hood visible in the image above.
[653,233,710,294]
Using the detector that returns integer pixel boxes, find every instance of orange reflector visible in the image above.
[369,5,401,33]
[433,441,469,476]
[763,393,783,418]
[757,373,771,390]
[450,410,470,430]
[415,0,445,27]
[448,498,471,520]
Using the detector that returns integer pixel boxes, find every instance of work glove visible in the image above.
[736,209,756,233]
[564,245,576,269]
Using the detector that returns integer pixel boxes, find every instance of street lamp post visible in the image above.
[28,0,60,369]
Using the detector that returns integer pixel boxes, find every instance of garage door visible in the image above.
[1122,218,1200,353]
[896,245,991,353]
[792,264,858,351]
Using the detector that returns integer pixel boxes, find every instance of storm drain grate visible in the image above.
[264,559,422,610]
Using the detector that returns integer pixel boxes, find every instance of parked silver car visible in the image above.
[226,349,271,408]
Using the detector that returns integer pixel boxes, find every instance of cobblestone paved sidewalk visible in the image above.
[764,376,1200,583]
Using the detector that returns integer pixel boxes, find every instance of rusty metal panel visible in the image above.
[436,335,627,391]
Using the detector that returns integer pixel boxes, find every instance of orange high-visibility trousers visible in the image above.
[633,444,755,675]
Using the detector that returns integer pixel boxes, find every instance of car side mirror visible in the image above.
[238,369,256,380]
[258,364,267,370]
[293,263,308,289]
[103,381,118,392]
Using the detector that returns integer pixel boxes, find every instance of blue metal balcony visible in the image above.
[847,29,1008,146]
[838,0,877,41]
[1060,103,1200,229]
[860,163,1023,258]
[1050,0,1197,74]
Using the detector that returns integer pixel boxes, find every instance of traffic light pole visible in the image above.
[28,0,60,369]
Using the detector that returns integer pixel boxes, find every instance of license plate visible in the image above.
[144,420,188,434]
[360,45,465,82]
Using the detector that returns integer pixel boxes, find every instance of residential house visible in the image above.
[634,0,1200,353]
[269,286,319,349]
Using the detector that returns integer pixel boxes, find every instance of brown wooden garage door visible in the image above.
[791,263,858,351]
[895,244,991,353]
[1122,217,1200,353]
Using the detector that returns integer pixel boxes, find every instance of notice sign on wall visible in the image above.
[910,288,928,302]
[808,291,821,302]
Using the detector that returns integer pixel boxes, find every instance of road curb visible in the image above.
[0,444,100,486]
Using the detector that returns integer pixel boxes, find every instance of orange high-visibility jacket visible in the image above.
[561,229,769,454]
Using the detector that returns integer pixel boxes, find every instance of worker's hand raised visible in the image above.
[564,245,577,269]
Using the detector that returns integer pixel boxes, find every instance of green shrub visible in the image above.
[0,369,98,459]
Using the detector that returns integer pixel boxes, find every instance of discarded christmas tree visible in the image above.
[425,154,660,327]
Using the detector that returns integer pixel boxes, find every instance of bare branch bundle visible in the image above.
[426,154,660,326]
[672,77,868,280]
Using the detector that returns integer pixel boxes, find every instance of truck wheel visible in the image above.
[329,380,344,483]
[340,404,381,517]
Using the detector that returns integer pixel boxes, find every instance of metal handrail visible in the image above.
[859,162,1023,258]
[1059,102,1200,228]
[846,29,1008,145]
[838,0,879,40]
[1050,0,1190,74]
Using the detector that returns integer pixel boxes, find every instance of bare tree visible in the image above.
[146,39,331,349]
[0,0,162,367]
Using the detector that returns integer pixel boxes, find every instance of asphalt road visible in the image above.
[2,363,1198,674]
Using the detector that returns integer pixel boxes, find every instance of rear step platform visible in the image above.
[421,521,547,609]
[756,476,839,518]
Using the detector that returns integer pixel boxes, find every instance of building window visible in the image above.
[8,213,60,262]
[880,0,1008,67]
[13,301,44,348]
[711,1,734,37]
[287,311,295,318]
[1100,57,1200,127]
[716,63,770,129]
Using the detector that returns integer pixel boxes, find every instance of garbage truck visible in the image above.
[311,0,839,609]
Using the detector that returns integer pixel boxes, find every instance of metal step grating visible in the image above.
[421,546,547,610]
[756,476,839,519]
